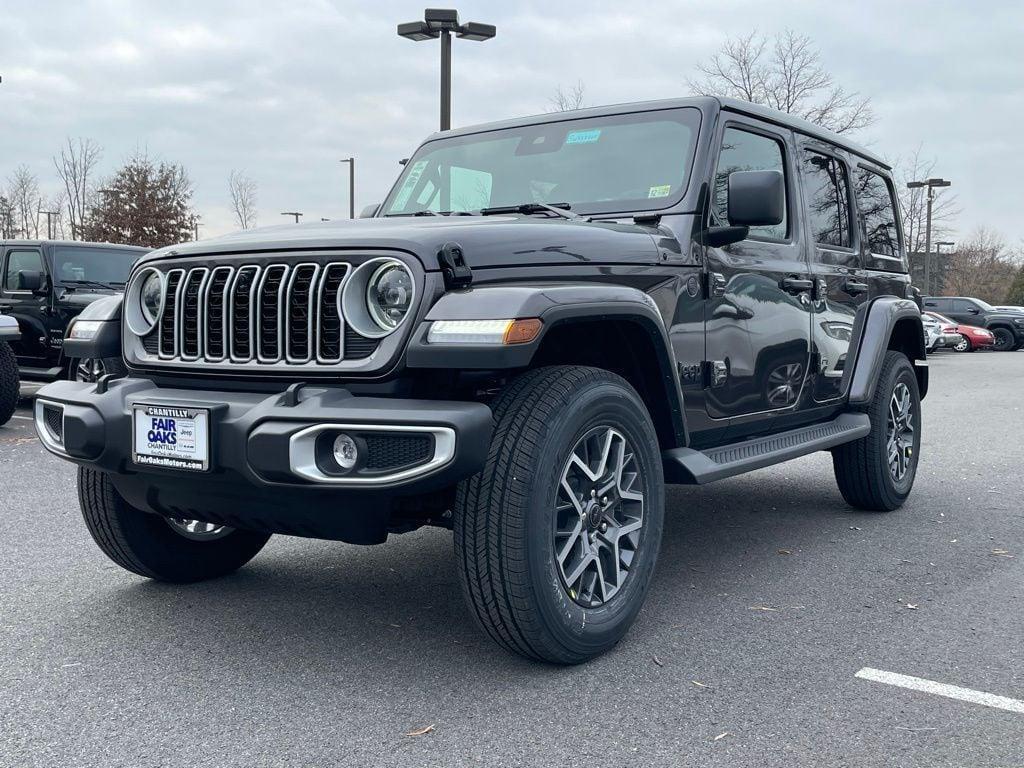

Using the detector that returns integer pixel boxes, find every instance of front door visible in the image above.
[0,246,49,363]
[704,120,813,419]
[797,143,865,402]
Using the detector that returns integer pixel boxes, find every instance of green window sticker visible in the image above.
[565,129,601,145]
[648,184,672,198]
[393,160,429,210]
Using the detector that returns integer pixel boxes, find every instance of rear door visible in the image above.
[796,141,864,402]
[0,245,49,363]
[704,118,813,419]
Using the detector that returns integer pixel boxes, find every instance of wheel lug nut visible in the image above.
[599,522,608,533]
[590,489,597,498]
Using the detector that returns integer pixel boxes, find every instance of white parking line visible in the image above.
[856,667,1024,715]
[10,415,33,421]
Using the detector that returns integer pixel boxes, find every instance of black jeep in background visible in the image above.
[35,97,927,663]
[0,241,149,382]
[922,296,1024,352]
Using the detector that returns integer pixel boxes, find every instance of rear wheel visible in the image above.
[454,366,664,664]
[991,327,1016,352]
[0,341,18,427]
[832,351,921,512]
[78,468,271,582]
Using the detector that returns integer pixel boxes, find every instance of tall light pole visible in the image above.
[398,9,496,131]
[281,211,303,224]
[907,177,952,294]
[339,158,355,219]
[40,210,60,240]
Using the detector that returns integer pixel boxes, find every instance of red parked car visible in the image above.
[924,311,995,352]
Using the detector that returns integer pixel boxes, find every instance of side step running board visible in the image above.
[663,412,871,485]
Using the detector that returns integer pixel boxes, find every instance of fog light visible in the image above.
[333,433,359,470]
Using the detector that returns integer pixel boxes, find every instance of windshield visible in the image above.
[382,107,701,217]
[52,246,143,287]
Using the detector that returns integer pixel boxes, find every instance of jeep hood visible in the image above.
[136,215,663,270]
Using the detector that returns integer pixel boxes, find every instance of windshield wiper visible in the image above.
[479,202,580,220]
[61,279,124,290]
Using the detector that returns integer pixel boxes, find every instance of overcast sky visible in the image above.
[3,0,1022,244]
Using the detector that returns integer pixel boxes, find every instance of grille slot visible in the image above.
[138,258,387,370]
[204,266,233,361]
[363,433,433,471]
[158,269,185,358]
[43,404,64,443]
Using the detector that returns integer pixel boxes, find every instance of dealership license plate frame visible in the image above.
[132,403,211,472]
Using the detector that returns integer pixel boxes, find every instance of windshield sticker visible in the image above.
[392,160,429,210]
[565,129,601,145]
[648,184,672,198]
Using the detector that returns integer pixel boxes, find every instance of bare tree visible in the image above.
[228,169,258,229]
[688,30,874,134]
[942,227,1020,303]
[547,80,587,112]
[53,137,102,240]
[894,145,959,255]
[0,194,16,238]
[6,165,42,239]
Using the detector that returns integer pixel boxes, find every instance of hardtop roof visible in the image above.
[430,95,889,170]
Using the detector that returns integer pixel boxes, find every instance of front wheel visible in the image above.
[454,366,665,664]
[68,356,126,382]
[991,327,1016,352]
[954,336,972,352]
[0,341,18,426]
[78,468,271,582]
[832,351,921,511]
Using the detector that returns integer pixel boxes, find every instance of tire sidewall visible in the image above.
[873,358,921,501]
[992,327,1015,352]
[520,380,664,657]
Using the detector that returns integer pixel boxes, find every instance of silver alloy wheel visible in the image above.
[766,362,804,407]
[954,337,969,352]
[554,426,644,608]
[75,358,106,383]
[886,382,915,482]
[166,518,234,541]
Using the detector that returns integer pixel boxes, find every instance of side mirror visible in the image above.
[16,270,46,294]
[359,203,380,219]
[727,170,785,227]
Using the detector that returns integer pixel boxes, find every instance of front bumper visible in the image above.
[34,377,492,542]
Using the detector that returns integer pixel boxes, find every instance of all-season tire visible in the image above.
[78,467,271,582]
[454,365,665,664]
[832,351,921,512]
[954,336,972,352]
[991,327,1016,352]
[0,341,18,427]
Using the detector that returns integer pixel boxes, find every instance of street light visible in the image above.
[906,177,952,294]
[398,8,496,131]
[339,158,355,219]
[281,211,304,224]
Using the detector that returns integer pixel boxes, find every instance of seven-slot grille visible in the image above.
[144,261,374,368]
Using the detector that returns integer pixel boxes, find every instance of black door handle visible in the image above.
[844,279,869,295]
[781,277,814,294]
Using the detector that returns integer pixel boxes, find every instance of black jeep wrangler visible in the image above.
[35,97,927,663]
[0,240,149,383]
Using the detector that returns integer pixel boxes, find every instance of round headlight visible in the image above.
[140,271,163,324]
[366,263,413,331]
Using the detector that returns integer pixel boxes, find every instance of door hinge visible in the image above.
[705,360,728,387]
[706,272,727,298]
[438,241,472,290]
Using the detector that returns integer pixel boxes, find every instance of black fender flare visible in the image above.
[405,283,687,446]
[62,294,123,361]
[847,296,928,405]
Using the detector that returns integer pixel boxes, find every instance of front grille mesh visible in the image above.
[141,260,379,369]
[364,433,433,471]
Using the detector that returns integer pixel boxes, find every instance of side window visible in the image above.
[854,168,900,257]
[802,151,851,248]
[3,249,45,291]
[714,127,788,240]
[953,299,975,313]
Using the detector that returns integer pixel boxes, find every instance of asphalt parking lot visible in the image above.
[1,352,1021,768]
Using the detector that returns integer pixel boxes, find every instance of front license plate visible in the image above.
[132,404,210,472]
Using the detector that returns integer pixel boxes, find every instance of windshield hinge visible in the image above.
[438,242,473,290]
